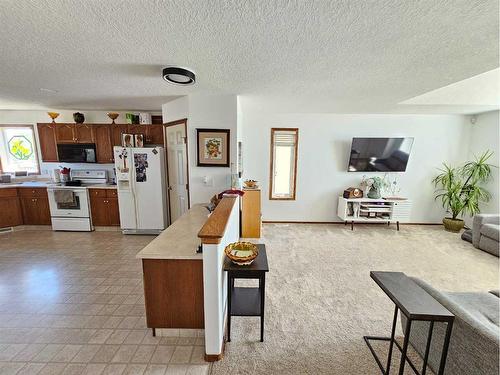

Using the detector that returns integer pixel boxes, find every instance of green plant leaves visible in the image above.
[432,150,496,219]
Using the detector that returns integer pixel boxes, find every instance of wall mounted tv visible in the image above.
[348,137,414,172]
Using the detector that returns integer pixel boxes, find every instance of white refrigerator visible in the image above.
[114,146,168,234]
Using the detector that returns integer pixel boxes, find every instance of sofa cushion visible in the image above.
[444,292,500,328]
[479,235,500,257]
[481,223,500,241]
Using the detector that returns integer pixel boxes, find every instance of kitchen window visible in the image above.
[0,125,40,174]
[269,128,298,200]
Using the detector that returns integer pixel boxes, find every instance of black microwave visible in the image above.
[57,143,97,163]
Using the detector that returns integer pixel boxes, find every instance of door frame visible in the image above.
[163,118,191,225]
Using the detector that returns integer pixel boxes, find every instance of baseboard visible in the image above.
[204,311,228,362]
[204,338,225,362]
[262,221,442,225]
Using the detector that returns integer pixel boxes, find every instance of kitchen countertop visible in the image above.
[0,181,52,188]
[85,184,117,189]
[136,204,209,260]
[0,181,117,189]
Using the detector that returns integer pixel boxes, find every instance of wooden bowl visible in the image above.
[224,241,259,265]
[243,179,258,188]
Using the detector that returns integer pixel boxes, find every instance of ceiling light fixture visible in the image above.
[162,67,196,85]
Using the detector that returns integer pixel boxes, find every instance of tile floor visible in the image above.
[0,230,210,375]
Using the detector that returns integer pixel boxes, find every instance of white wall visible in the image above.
[0,109,160,178]
[162,95,238,205]
[240,100,472,223]
[467,110,499,218]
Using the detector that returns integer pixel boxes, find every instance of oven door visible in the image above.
[57,143,97,163]
[47,188,90,218]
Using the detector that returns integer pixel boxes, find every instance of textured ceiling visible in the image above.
[0,0,498,113]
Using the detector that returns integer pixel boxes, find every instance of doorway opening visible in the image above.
[164,119,190,224]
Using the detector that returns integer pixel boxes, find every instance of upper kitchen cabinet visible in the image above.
[37,123,58,162]
[112,124,129,146]
[56,123,94,143]
[128,124,146,136]
[55,123,75,143]
[145,125,164,145]
[94,124,114,163]
[74,124,94,143]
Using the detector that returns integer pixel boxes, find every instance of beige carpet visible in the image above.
[211,223,499,375]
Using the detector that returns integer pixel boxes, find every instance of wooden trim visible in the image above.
[204,324,227,362]
[163,118,191,222]
[205,339,225,362]
[164,118,188,127]
[269,128,298,201]
[198,196,237,244]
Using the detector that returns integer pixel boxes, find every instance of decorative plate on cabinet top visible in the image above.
[224,241,259,265]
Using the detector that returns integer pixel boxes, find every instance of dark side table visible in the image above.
[364,271,454,375]
[224,244,269,342]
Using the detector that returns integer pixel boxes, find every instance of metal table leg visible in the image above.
[437,321,454,375]
[260,274,266,342]
[422,321,434,375]
[398,319,412,375]
[385,305,399,374]
[227,274,232,342]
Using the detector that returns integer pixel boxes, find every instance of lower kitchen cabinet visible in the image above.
[89,189,120,226]
[19,192,51,225]
[0,188,23,228]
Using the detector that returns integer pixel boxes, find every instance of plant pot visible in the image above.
[367,187,381,199]
[73,112,85,124]
[442,217,464,233]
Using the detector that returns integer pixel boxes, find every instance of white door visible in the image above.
[166,123,189,222]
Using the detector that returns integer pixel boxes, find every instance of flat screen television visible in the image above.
[348,137,414,172]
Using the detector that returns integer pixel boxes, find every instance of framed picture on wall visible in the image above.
[196,129,230,167]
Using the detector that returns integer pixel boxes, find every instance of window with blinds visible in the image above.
[270,128,298,200]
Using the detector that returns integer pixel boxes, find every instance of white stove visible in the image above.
[47,170,108,231]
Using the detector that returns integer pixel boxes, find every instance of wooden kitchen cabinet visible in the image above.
[145,125,164,145]
[37,123,58,161]
[56,124,76,143]
[142,259,204,328]
[241,188,261,238]
[128,124,146,135]
[89,188,120,226]
[74,124,94,143]
[0,188,23,228]
[55,123,94,143]
[18,188,51,225]
[112,124,129,146]
[93,124,114,163]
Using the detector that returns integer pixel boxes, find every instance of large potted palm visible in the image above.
[433,151,495,232]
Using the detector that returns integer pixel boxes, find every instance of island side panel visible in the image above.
[142,259,204,329]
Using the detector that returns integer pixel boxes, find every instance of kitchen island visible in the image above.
[136,204,209,331]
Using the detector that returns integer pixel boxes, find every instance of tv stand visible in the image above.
[337,197,411,230]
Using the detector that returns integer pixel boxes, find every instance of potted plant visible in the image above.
[361,176,388,199]
[432,151,496,232]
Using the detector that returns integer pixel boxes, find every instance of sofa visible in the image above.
[472,214,499,257]
[401,278,499,375]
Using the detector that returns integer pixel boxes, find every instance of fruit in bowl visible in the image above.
[243,179,258,188]
[224,242,259,266]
